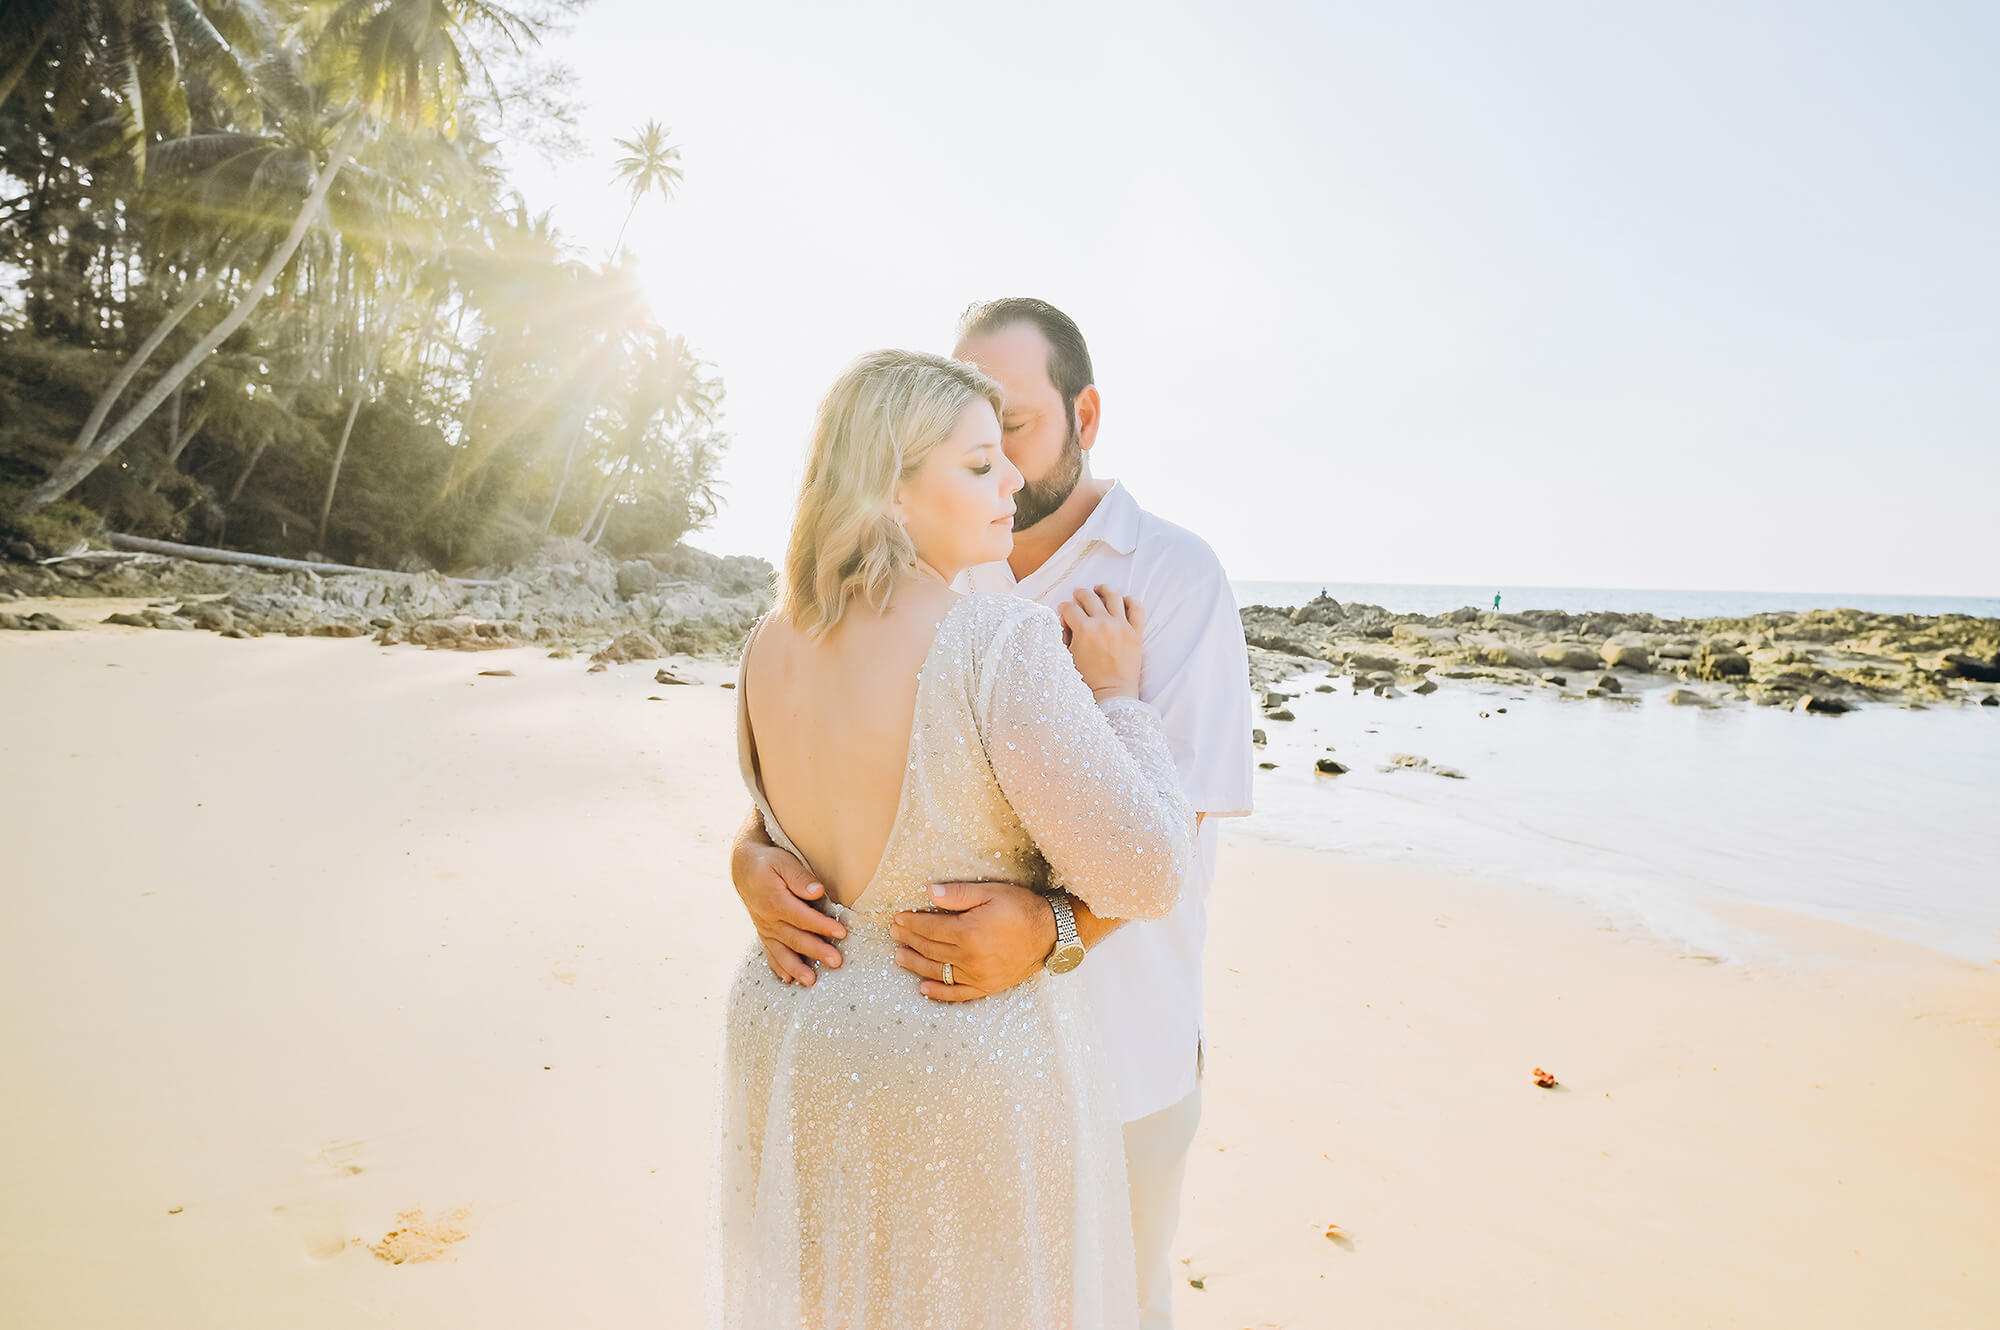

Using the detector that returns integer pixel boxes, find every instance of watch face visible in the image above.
[1047,943,1086,975]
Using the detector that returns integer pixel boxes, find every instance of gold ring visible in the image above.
[942,963,955,986]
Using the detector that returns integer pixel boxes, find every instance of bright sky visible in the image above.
[504,0,2000,596]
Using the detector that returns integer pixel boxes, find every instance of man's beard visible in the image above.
[1011,417,1083,533]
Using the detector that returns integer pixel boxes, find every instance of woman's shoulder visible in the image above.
[951,589,1058,646]
[945,593,1067,716]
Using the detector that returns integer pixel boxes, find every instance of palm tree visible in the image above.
[18,0,544,515]
[607,120,682,258]
[0,0,260,180]
[573,330,720,545]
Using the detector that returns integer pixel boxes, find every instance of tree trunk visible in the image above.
[317,378,367,547]
[609,196,639,259]
[99,532,499,583]
[542,393,596,535]
[61,238,241,465]
[587,477,623,547]
[541,352,619,535]
[143,405,210,494]
[573,454,628,540]
[226,435,273,504]
[20,116,368,514]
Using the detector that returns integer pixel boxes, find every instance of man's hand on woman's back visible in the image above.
[730,808,846,985]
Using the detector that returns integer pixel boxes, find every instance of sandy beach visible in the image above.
[2,611,1996,1328]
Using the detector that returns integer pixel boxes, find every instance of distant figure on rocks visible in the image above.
[1493,592,1502,611]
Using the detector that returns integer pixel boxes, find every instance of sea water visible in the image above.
[1231,581,2000,621]
[1238,672,2000,966]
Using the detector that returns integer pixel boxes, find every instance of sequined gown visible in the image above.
[712,591,1197,1329]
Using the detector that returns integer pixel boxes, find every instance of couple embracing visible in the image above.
[713,299,1255,1328]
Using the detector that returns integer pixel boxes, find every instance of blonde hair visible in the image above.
[779,349,1003,638]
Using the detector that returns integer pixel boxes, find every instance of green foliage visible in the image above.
[1,0,732,572]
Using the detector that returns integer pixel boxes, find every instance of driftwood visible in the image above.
[35,533,500,585]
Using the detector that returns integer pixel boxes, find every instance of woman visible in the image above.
[712,349,1196,1328]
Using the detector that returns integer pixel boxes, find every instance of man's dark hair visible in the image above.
[957,298,1095,435]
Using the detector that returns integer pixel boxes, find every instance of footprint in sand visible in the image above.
[272,1136,375,1260]
[274,1197,350,1262]
[315,1137,367,1176]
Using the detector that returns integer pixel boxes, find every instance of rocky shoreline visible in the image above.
[7,551,1997,716]
[1242,595,2000,714]
[0,543,776,668]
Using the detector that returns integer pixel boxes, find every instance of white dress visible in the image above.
[711,591,1197,1329]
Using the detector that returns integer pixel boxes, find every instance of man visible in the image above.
[730,298,1255,1328]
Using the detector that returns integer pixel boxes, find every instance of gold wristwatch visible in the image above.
[1045,892,1085,974]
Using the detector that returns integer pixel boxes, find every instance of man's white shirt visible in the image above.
[959,480,1256,1123]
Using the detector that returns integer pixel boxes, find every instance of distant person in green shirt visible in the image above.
[1493,592,1501,610]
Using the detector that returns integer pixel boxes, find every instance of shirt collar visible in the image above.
[1080,480,1141,556]
[961,481,1139,595]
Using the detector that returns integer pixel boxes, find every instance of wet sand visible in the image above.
[1,616,1995,1327]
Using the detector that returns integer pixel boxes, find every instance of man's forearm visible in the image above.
[731,805,775,883]
[732,804,768,856]
[1070,894,1123,950]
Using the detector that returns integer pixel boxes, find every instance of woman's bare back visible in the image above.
[740,579,962,906]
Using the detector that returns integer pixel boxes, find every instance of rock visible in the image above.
[1264,708,1296,722]
[4,540,37,563]
[1262,690,1295,708]
[185,603,235,632]
[309,623,368,638]
[1314,683,1334,693]
[1656,641,1698,660]
[1601,641,1650,671]
[1480,644,1542,671]
[1379,752,1462,778]
[1543,673,1568,687]
[1412,678,1438,695]
[477,669,516,677]
[103,611,154,627]
[1258,761,1277,769]
[1288,595,1344,626]
[1795,694,1852,715]
[1251,728,1267,746]
[1940,652,2000,684]
[1594,673,1622,693]
[615,560,663,597]
[1537,643,1598,672]
[1982,695,1999,707]
[1663,688,1713,707]
[1345,652,1400,675]
[1693,643,1751,680]
[1315,758,1349,775]
[0,610,77,631]
[592,629,668,665]
[654,667,692,685]
[1371,684,1402,698]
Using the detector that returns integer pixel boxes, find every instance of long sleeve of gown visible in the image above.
[977,605,1197,921]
